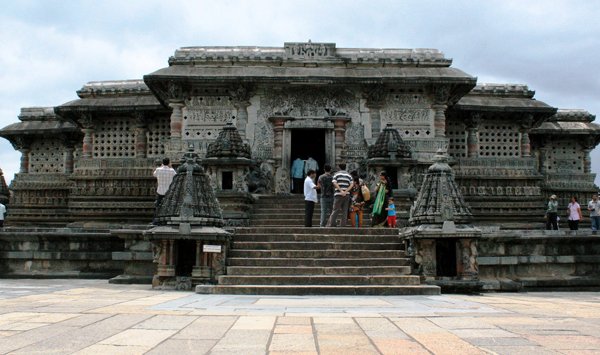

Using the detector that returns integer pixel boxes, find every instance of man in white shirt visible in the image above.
[153,158,176,224]
[304,170,318,227]
[588,194,600,233]
[0,202,6,228]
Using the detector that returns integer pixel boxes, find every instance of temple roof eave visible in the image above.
[0,120,79,136]
[453,96,557,114]
[530,121,600,136]
[55,95,164,116]
[144,65,475,82]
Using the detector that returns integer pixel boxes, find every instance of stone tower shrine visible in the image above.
[1,41,599,228]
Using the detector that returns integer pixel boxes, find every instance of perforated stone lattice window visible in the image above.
[478,123,520,157]
[398,129,432,139]
[447,120,467,158]
[547,141,584,172]
[147,117,170,158]
[93,118,135,158]
[29,139,64,173]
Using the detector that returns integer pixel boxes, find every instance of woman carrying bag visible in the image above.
[371,171,392,227]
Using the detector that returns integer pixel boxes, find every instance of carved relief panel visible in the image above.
[182,94,236,156]
[381,92,434,138]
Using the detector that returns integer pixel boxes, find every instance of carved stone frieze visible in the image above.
[259,87,354,118]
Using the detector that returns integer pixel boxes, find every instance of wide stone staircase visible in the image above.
[196,195,440,295]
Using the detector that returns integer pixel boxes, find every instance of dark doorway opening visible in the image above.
[383,167,399,190]
[176,240,196,277]
[221,171,233,190]
[436,239,458,277]
[290,129,326,192]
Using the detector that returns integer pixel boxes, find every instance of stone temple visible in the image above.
[1,42,599,294]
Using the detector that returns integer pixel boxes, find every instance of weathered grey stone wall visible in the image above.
[478,230,600,291]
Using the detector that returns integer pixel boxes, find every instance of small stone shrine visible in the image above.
[203,123,255,226]
[146,148,230,290]
[400,149,482,293]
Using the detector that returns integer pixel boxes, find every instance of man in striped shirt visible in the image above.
[326,163,353,227]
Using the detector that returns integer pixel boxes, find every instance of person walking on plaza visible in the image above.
[349,171,365,228]
[153,158,176,224]
[317,164,334,227]
[326,163,353,227]
[386,197,397,228]
[303,170,318,227]
[567,196,582,231]
[545,194,559,230]
[588,194,600,233]
[371,171,392,227]
[0,201,6,228]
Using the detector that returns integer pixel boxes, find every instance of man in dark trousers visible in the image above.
[317,164,334,227]
[326,163,353,227]
[303,170,318,227]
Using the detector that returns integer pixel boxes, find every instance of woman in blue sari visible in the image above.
[371,171,392,227]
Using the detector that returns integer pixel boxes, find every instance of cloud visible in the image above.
[1,0,599,185]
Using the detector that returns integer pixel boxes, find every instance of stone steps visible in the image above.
[197,197,440,296]
[231,241,401,250]
[196,284,441,296]
[227,257,411,267]
[226,265,411,275]
[228,249,407,258]
[218,275,420,285]
[233,234,400,243]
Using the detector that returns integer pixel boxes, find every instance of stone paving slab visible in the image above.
[1,279,600,354]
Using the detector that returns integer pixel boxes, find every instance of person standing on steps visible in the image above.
[588,194,600,233]
[386,197,397,228]
[545,194,559,230]
[317,164,334,227]
[291,157,305,194]
[153,157,176,225]
[567,196,582,231]
[349,171,365,228]
[326,163,353,227]
[371,171,392,227]
[0,201,6,228]
[303,170,318,227]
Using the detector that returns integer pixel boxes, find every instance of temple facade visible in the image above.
[1,42,599,228]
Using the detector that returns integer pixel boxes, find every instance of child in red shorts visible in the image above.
[386,197,396,228]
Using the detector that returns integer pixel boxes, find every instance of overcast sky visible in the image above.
[1,0,599,185]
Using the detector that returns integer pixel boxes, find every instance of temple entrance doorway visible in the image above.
[290,129,326,193]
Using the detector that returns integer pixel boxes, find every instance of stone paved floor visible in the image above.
[0,280,599,354]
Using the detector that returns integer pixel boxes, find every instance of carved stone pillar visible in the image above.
[583,148,592,174]
[332,117,350,165]
[465,113,480,158]
[81,129,94,159]
[538,146,549,173]
[519,114,534,158]
[365,85,386,140]
[169,102,184,139]
[270,117,289,194]
[19,148,30,173]
[270,117,286,161]
[433,86,450,138]
[79,113,95,159]
[64,145,74,174]
[457,239,479,280]
[230,85,252,141]
[520,132,531,157]
[134,112,148,158]
[432,105,448,138]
